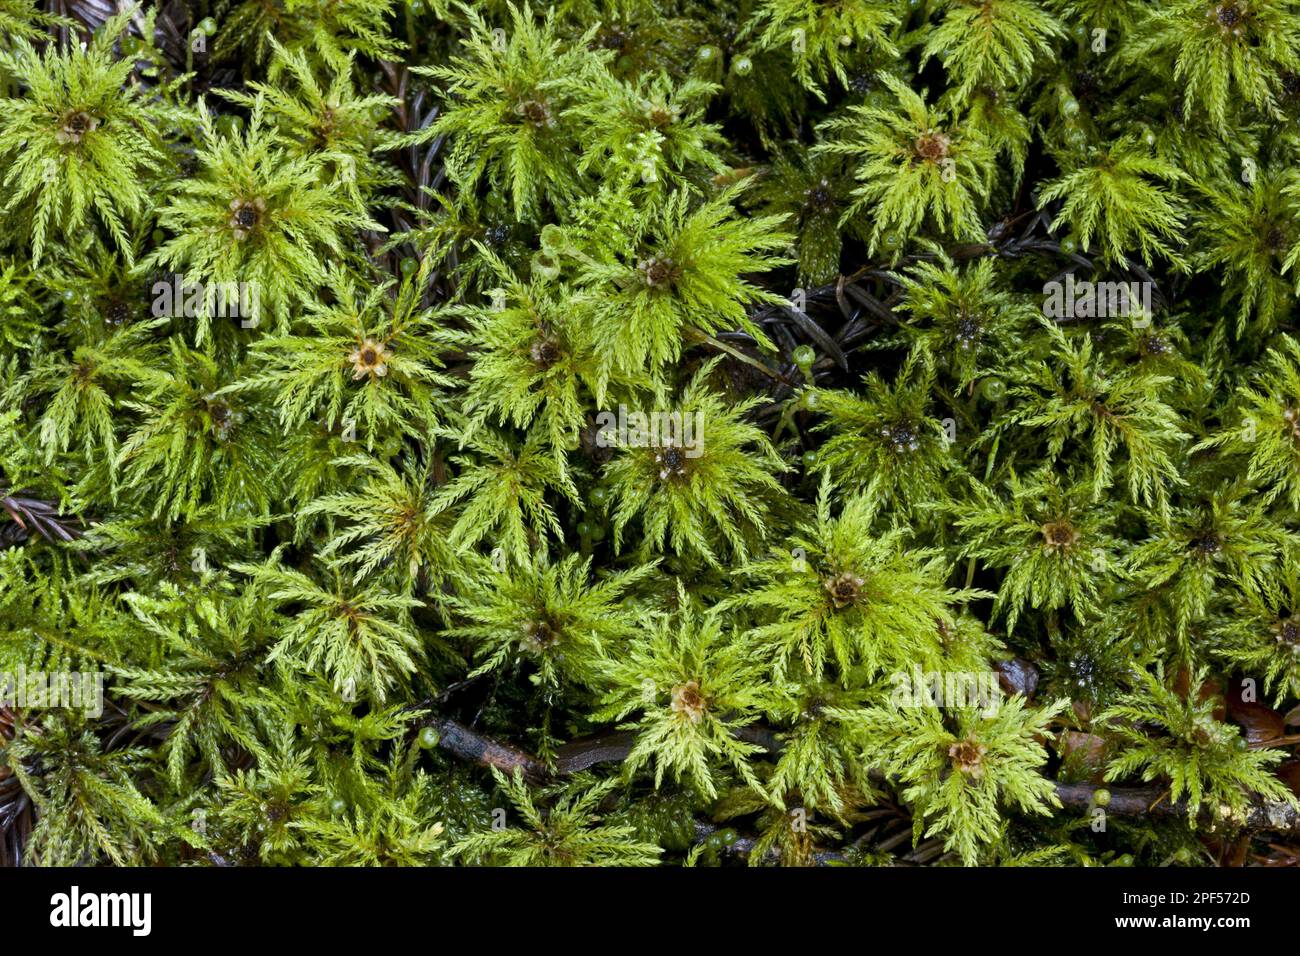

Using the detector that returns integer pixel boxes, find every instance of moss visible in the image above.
[2,0,1300,868]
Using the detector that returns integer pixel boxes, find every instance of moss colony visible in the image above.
[3,0,1300,868]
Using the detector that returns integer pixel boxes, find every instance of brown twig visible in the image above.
[1054,782,1300,833]
[421,715,1300,839]
[424,716,548,782]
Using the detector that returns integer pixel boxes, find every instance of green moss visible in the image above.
[2,0,1300,868]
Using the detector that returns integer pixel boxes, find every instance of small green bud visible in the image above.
[1059,235,1079,256]
[329,797,347,815]
[733,56,753,76]
[418,726,440,749]
[801,450,818,469]
[1092,787,1111,807]
[979,376,1007,402]
[591,486,610,506]
[792,344,816,370]
[198,17,217,36]
[539,223,567,254]
[399,256,418,276]
[576,520,593,537]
